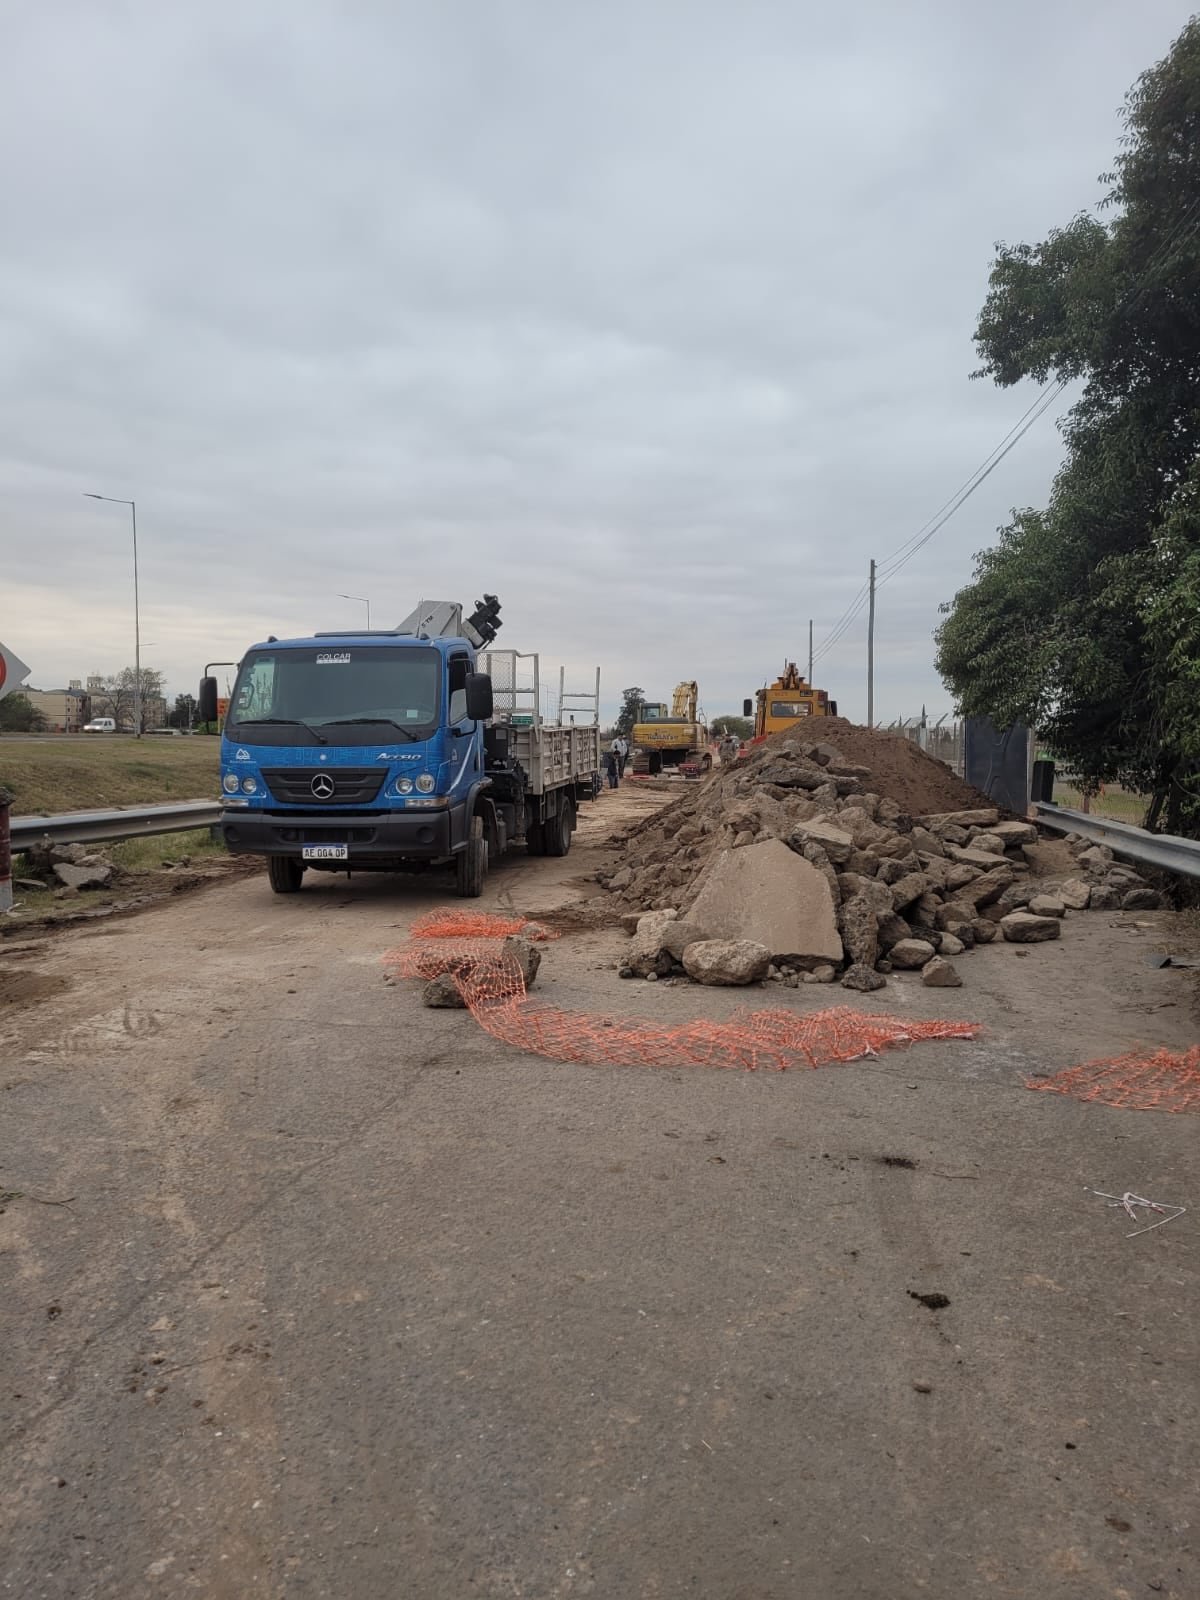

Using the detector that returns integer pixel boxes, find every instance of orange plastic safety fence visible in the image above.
[1027,1047,1200,1114]
[385,909,979,1072]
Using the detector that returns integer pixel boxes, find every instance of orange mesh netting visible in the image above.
[385,909,980,1072]
[1028,1047,1200,1114]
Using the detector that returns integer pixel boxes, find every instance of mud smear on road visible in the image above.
[0,967,71,1009]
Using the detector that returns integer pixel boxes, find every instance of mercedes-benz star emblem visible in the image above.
[310,773,336,800]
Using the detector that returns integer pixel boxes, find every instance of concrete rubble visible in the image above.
[597,725,1166,988]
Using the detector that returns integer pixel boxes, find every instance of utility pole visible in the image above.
[866,558,876,728]
[84,493,142,737]
[807,619,813,685]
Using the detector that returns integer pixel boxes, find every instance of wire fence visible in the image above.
[886,716,965,778]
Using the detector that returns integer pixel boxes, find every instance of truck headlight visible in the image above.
[415,773,435,793]
[394,777,413,795]
[223,772,240,794]
[240,776,258,794]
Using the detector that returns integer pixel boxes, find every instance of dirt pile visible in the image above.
[597,727,1164,989]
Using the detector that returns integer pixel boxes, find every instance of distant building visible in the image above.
[25,687,91,732]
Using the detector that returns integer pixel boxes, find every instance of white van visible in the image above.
[83,717,117,733]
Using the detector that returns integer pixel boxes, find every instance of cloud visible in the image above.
[0,0,1185,722]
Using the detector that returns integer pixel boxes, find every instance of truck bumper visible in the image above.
[219,804,466,862]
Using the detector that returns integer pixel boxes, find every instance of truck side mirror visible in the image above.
[829,701,838,717]
[198,676,219,724]
[465,673,493,722]
[742,699,752,718]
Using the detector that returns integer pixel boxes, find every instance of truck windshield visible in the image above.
[226,647,441,747]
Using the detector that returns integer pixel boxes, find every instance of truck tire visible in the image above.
[456,815,487,897]
[545,799,574,858]
[268,856,305,895]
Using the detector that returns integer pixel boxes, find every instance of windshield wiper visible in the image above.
[320,718,421,741]
[233,717,327,746]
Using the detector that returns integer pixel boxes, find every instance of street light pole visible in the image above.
[338,593,371,629]
[84,493,142,737]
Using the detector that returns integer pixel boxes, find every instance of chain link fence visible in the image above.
[886,716,964,778]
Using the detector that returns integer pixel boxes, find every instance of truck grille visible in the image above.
[261,767,386,805]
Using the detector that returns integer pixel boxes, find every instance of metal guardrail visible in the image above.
[11,801,221,850]
[1033,802,1200,882]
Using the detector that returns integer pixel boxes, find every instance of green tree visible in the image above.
[615,687,645,739]
[711,715,753,739]
[0,693,45,733]
[168,692,198,730]
[936,17,1200,832]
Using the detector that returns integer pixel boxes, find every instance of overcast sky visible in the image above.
[2,1,1192,725]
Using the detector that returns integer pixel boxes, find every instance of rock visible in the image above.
[755,761,829,791]
[877,854,921,884]
[985,820,1039,848]
[889,938,937,970]
[945,863,981,892]
[936,823,970,846]
[682,939,771,986]
[501,936,543,987]
[1027,894,1065,918]
[911,890,942,927]
[803,964,838,984]
[1122,888,1163,910]
[423,972,467,1008]
[996,882,1037,913]
[53,861,113,891]
[839,892,879,969]
[1089,883,1122,910]
[660,918,712,961]
[1000,911,1062,943]
[966,831,1006,856]
[1021,840,1079,877]
[937,933,966,957]
[946,844,1014,870]
[921,808,1000,828]
[889,872,931,911]
[788,818,854,866]
[626,909,680,976]
[876,911,914,952]
[50,842,91,866]
[14,877,47,893]
[838,873,893,914]
[954,865,1014,909]
[1076,844,1114,872]
[619,911,647,934]
[921,956,962,988]
[732,830,755,848]
[909,825,945,857]
[1056,878,1091,910]
[811,741,841,767]
[934,901,975,933]
[608,867,634,891]
[971,919,998,944]
[645,971,659,982]
[688,839,843,962]
[841,962,886,992]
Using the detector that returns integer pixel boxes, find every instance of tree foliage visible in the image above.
[168,692,198,730]
[711,715,753,739]
[615,687,645,739]
[937,17,1200,831]
[0,693,46,733]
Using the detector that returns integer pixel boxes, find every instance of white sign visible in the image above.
[0,640,31,702]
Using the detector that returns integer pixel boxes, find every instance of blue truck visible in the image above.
[199,597,602,898]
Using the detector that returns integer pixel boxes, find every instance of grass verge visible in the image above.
[0,736,218,815]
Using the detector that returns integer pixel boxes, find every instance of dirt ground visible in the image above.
[2,780,1198,1598]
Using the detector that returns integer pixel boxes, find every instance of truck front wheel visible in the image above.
[268,856,305,895]
[456,816,487,898]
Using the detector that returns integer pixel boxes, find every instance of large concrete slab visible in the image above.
[687,838,842,961]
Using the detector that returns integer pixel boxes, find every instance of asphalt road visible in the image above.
[2,819,1197,1599]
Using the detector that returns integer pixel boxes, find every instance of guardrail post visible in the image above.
[0,786,13,914]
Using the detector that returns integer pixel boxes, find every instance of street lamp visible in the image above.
[84,493,142,738]
[338,593,370,629]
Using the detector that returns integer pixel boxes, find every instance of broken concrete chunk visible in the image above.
[1088,883,1122,910]
[1000,911,1062,943]
[423,972,468,1008]
[921,809,1000,829]
[626,909,680,977]
[946,844,1015,871]
[889,938,938,970]
[889,872,931,911]
[1027,894,1066,918]
[839,892,879,969]
[687,838,842,963]
[1122,888,1163,910]
[876,911,914,952]
[1056,883,1094,908]
[985,820,1039,848]
[937,933,966,957]
[1076,844,1114,872]
[909,825,945,858]
[53,861,113,890]
[971,919,999,944]
[681,939,771,986]
[787,818,854,865]
[841,962,886,992]
[921,956,962,988]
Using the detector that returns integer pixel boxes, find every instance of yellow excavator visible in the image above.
[631,681,711,776]
[742,662,837,744]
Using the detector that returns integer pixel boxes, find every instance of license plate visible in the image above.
[302,844,348,861]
